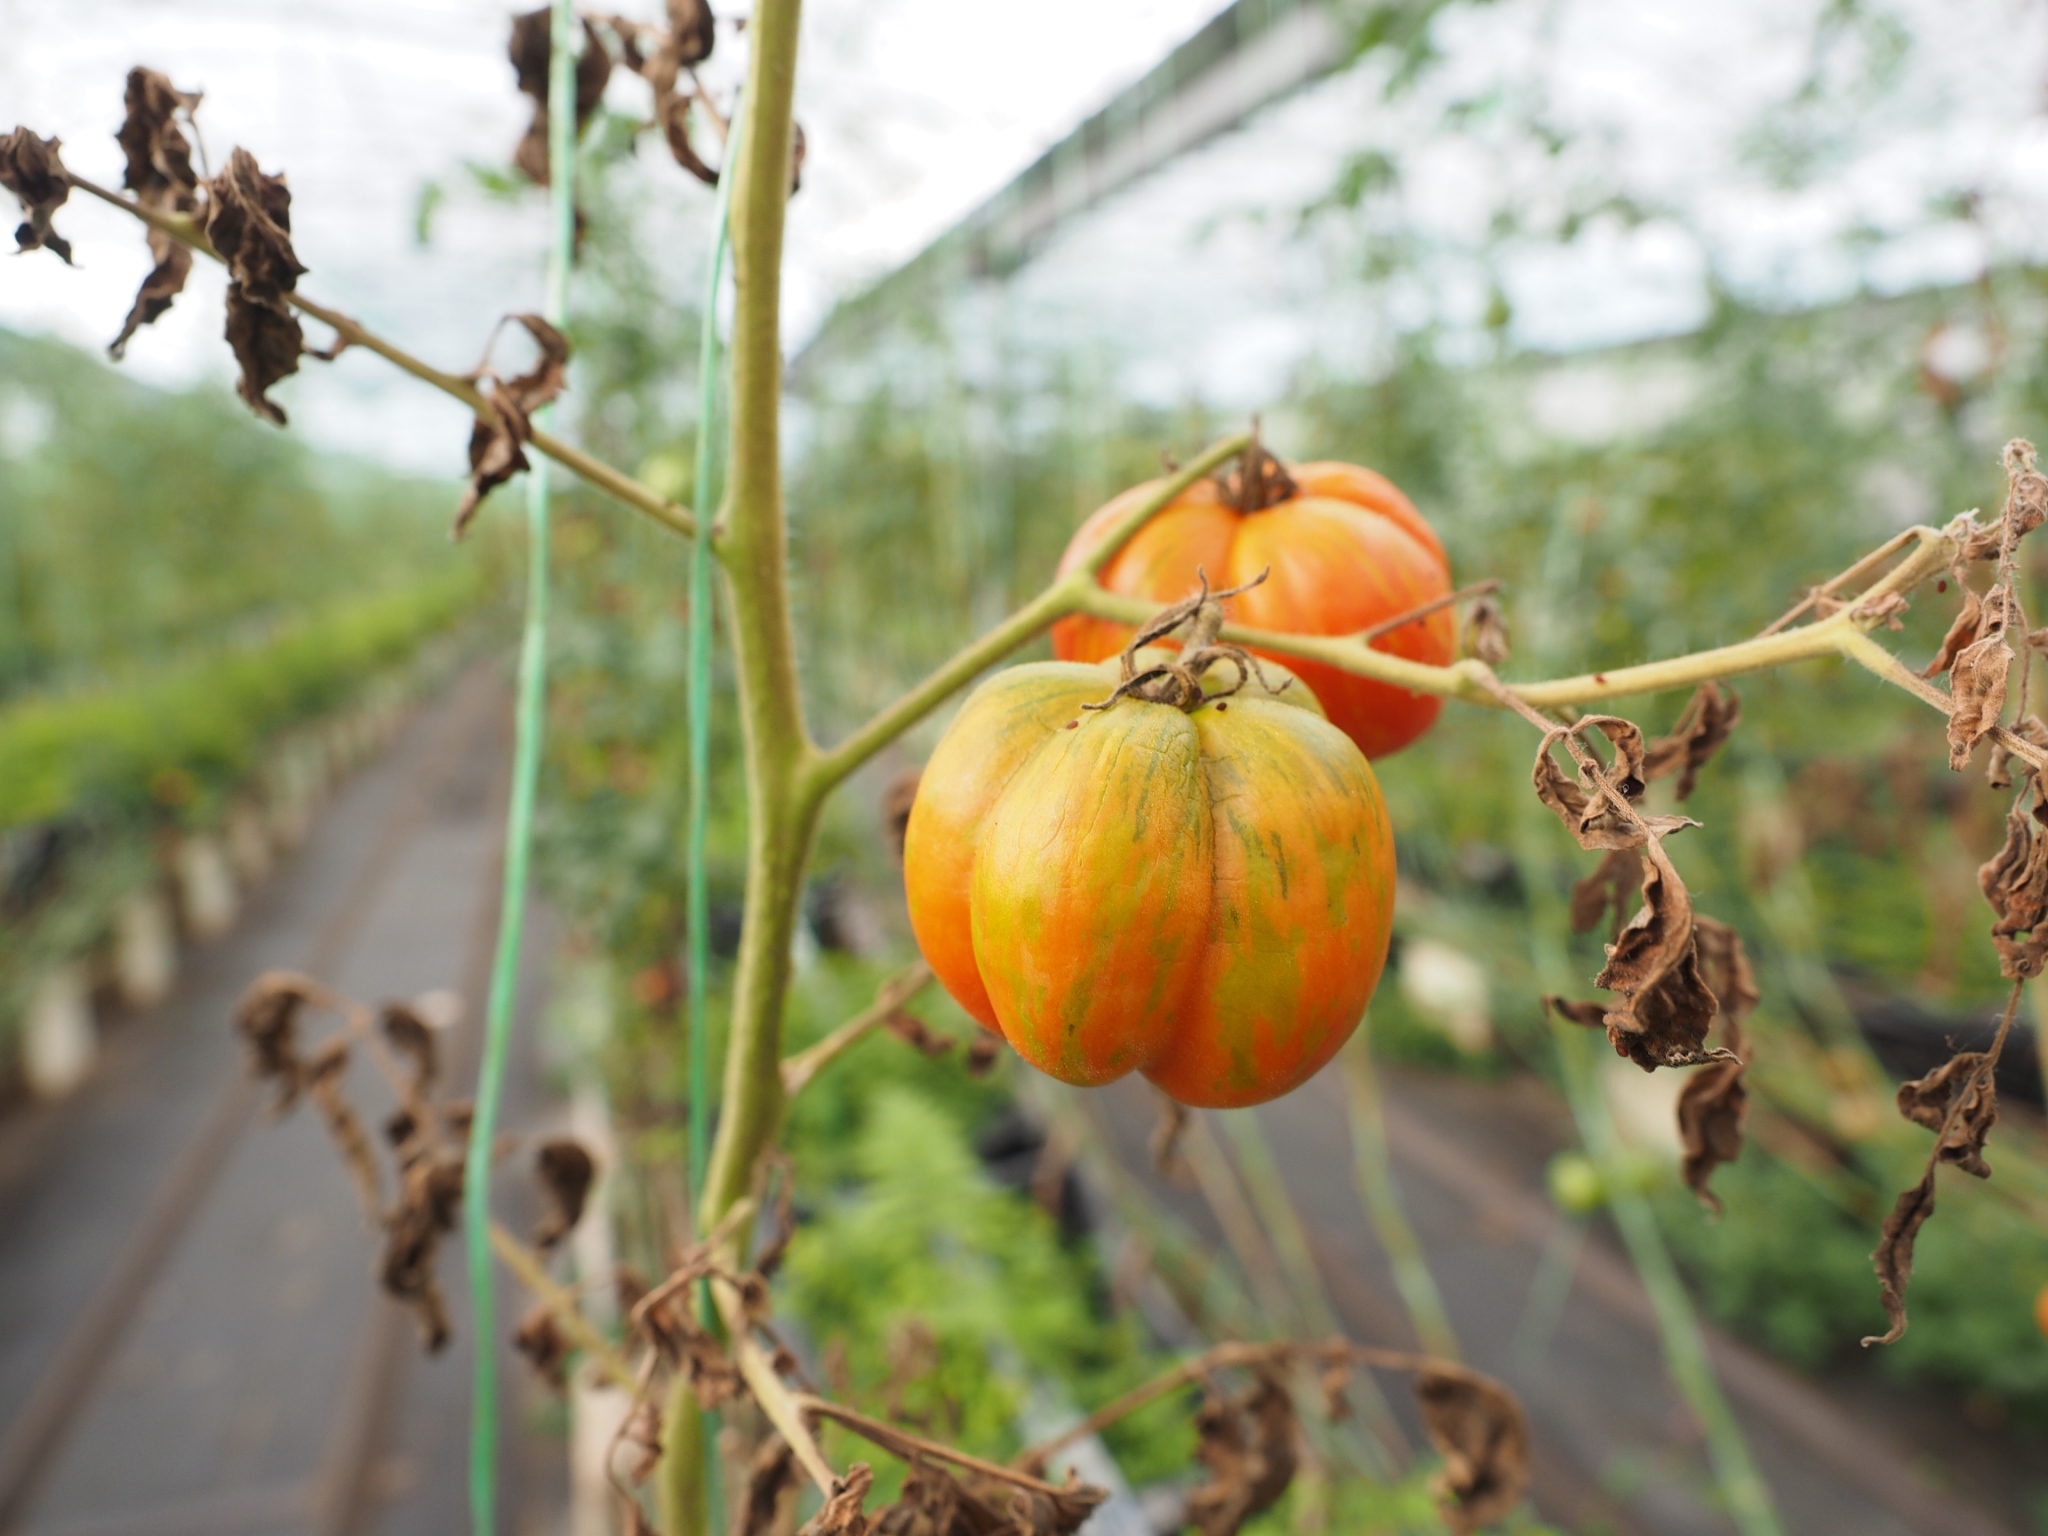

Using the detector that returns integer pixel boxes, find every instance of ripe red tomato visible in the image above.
[902,656,1395,1107]
[1051,457,1454,759]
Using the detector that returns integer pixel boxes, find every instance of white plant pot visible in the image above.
[174,834,240,941]
[225,801,273,888]
[112,888,178,1010]
[22,963,96,1098]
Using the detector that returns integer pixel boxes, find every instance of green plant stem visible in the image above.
[464,9,576,1534]
[1338,1032,1462,1363]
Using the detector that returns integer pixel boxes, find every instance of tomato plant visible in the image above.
[1051,450,1455,759]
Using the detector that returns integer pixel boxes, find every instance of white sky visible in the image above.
[4,0,2047,472]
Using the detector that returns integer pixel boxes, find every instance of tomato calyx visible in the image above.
[1213,421,1299,513]
[1082,569,1293,716]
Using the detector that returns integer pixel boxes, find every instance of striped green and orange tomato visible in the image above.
[902,658,1395,1108]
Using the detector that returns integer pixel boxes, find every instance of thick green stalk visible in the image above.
[698,0,819,1236]
[464,5,576,1531]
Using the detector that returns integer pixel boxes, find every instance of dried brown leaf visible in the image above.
[203,148,308,424]
[1567,849,1639,938]
[1532,722,1695,852]
[1594,840,1730,1071]
[380,1150,466,1352]
[883,1008,954,1059]
[1676,1058,1747,1216]
[1543,995,1609,1031]
[1460,595,1510,665]
[1414,1367,1530,1535]
[109,231,194,360]
[2004,439,2048,542]
[509,11,615,185]
[881,768,919,868]
[1923,586,1985,679]
[621,1396,665,1482]
[454,313,572,536]
[1642,681,1742,800]
[1896,1051,1998,1179]
[800,1465,875,1536]
[999,1475,1106,1536]
[1948,630,2013,770]
[380,1001,440,1099]
[514,1303,570,1391]
[1184,1373,1297,1536]
[306,1036,382,1218]
[1864,1167,1937,1347]
[234,970,318,1112]
[0,127,73,262]
[116,68,201,208]
[638,1283,746,1408]
[734,1434,799,1536]
[1691,915,1760,1028]
[964,1034,1001,1078]
[534,1136,597,1249]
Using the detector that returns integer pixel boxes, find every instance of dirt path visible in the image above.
[0,661,567,1536]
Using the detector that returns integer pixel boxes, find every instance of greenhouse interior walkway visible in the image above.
[0,661,564,1536]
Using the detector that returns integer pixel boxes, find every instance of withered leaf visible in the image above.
[306,1036,382,1219]
[799,1465,874,1536]
[1568,848,1639,939]
[534,1135,597,1248]
[1642,681,1741,801]
[1947,630,2012,771]
[1414,1367,1530,1535]
[1691,915,1759,1027]
[881,768,920,868]
[1865,1167,1937,1347]
[735,1435,798,1536]
[883,1009,954,1059]
[234,970,318,1112]
[2004,438,2048,542]
[1594,839,1730,1071]
[611,2,721,184]
[1896,1050,1998,1179]
[117,68,201,207]
[109,232,193,360]
[1676,1058,1747,1216]
[1532,721,1696,852]
[514,1303,570,1391]
[509,11,614,185]
[621,1396,664,1482]
[964,1033,1001,1078]
[1460,595,1510,665]
[1000,1474,1106,1536]
[381,1001,439,1099]
[455,313,572,536]
[1979,793,2048,979]
[381,1150,465,1351]
[0,127,73,262]
[204,148,308,424]
[637,1283,745,1408]
[1184,1373,1297,1536]
[1922,587,1984,679]
[1543,995,1609,1031]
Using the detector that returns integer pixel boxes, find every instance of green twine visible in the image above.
[465,2,577,1531]
[686,96,743,1536]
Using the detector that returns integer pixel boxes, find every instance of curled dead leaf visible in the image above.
[306,1037,382,1219]
[620,1396,664,1483]
[1923,586,1984,679]
[534,1136,597,1249]
[1460,595,1510,665]
[108,68,205,358]
[1692,915,1759,1027]
[1864,1167,1936,1347]
[234,970,319,1112]
[0,127,73,262]
[734,1435,798,1536]
[381,1148,466,1351]
[1676,1058,1747,1216]
[381,1001,439,1100]
[1593,839,1729,1071]
[882,1008,954,1059]
[1568,848,1639,939]
[1414,1366,1529,1535]
[881,768,919,868]
[1642,681,1741,800]
[800,1464,874,1536]
[509,10,614,185]
[1896,1051,1998,1179]
[2003,439,2048,543]
[1978,792,2048,979]
[514,1303,570,1391]
[1184,1373,1297,1536]
[1532,720,1695,852]
[1947,630,2013,771]
[455,313,571,536]
[204,148,308,423]
[110,232,194,361]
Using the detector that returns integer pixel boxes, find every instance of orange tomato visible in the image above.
[903,657,1395,1107]
[1051,458,1454,759]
